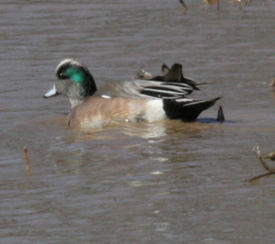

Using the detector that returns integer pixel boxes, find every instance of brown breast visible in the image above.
[68,96,149,129]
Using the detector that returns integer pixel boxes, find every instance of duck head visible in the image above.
[44,59,97,107]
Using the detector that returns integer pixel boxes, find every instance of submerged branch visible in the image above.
[245,146,275,182]
[246,172,274,182]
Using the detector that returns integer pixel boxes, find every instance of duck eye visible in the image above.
[57,66,72,79]
[61,72,69,77]
[58,71,68,79]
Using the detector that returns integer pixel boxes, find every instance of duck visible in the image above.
[44,58,221,129]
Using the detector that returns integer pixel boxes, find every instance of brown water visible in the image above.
[0,1,275,243]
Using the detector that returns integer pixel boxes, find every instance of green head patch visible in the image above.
[65,67,85,84]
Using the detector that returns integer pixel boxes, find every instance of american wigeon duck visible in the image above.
[44,59,221,129]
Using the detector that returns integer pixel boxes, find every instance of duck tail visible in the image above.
[163,97,221,121]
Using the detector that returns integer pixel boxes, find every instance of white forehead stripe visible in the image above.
[55,58,82,73]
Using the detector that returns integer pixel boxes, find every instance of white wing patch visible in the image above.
[101,95,111,99]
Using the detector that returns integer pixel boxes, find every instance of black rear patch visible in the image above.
[163,98,221,121]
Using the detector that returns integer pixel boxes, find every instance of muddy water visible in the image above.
[0,1,275,243]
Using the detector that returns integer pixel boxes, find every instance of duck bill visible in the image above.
[43,84,60,98]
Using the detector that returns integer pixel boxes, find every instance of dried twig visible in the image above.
[255,146,272,171]
[179,0,188,14]
[265,153,275,161]
[24,146,31,176]
[246,172,274,182]
[245,146,275,182]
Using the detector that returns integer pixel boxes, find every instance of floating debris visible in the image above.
[24,146,31,176]
[244,146,275,182]
[217,105,225,122]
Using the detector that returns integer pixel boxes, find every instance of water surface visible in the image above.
[0,1,275,243]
